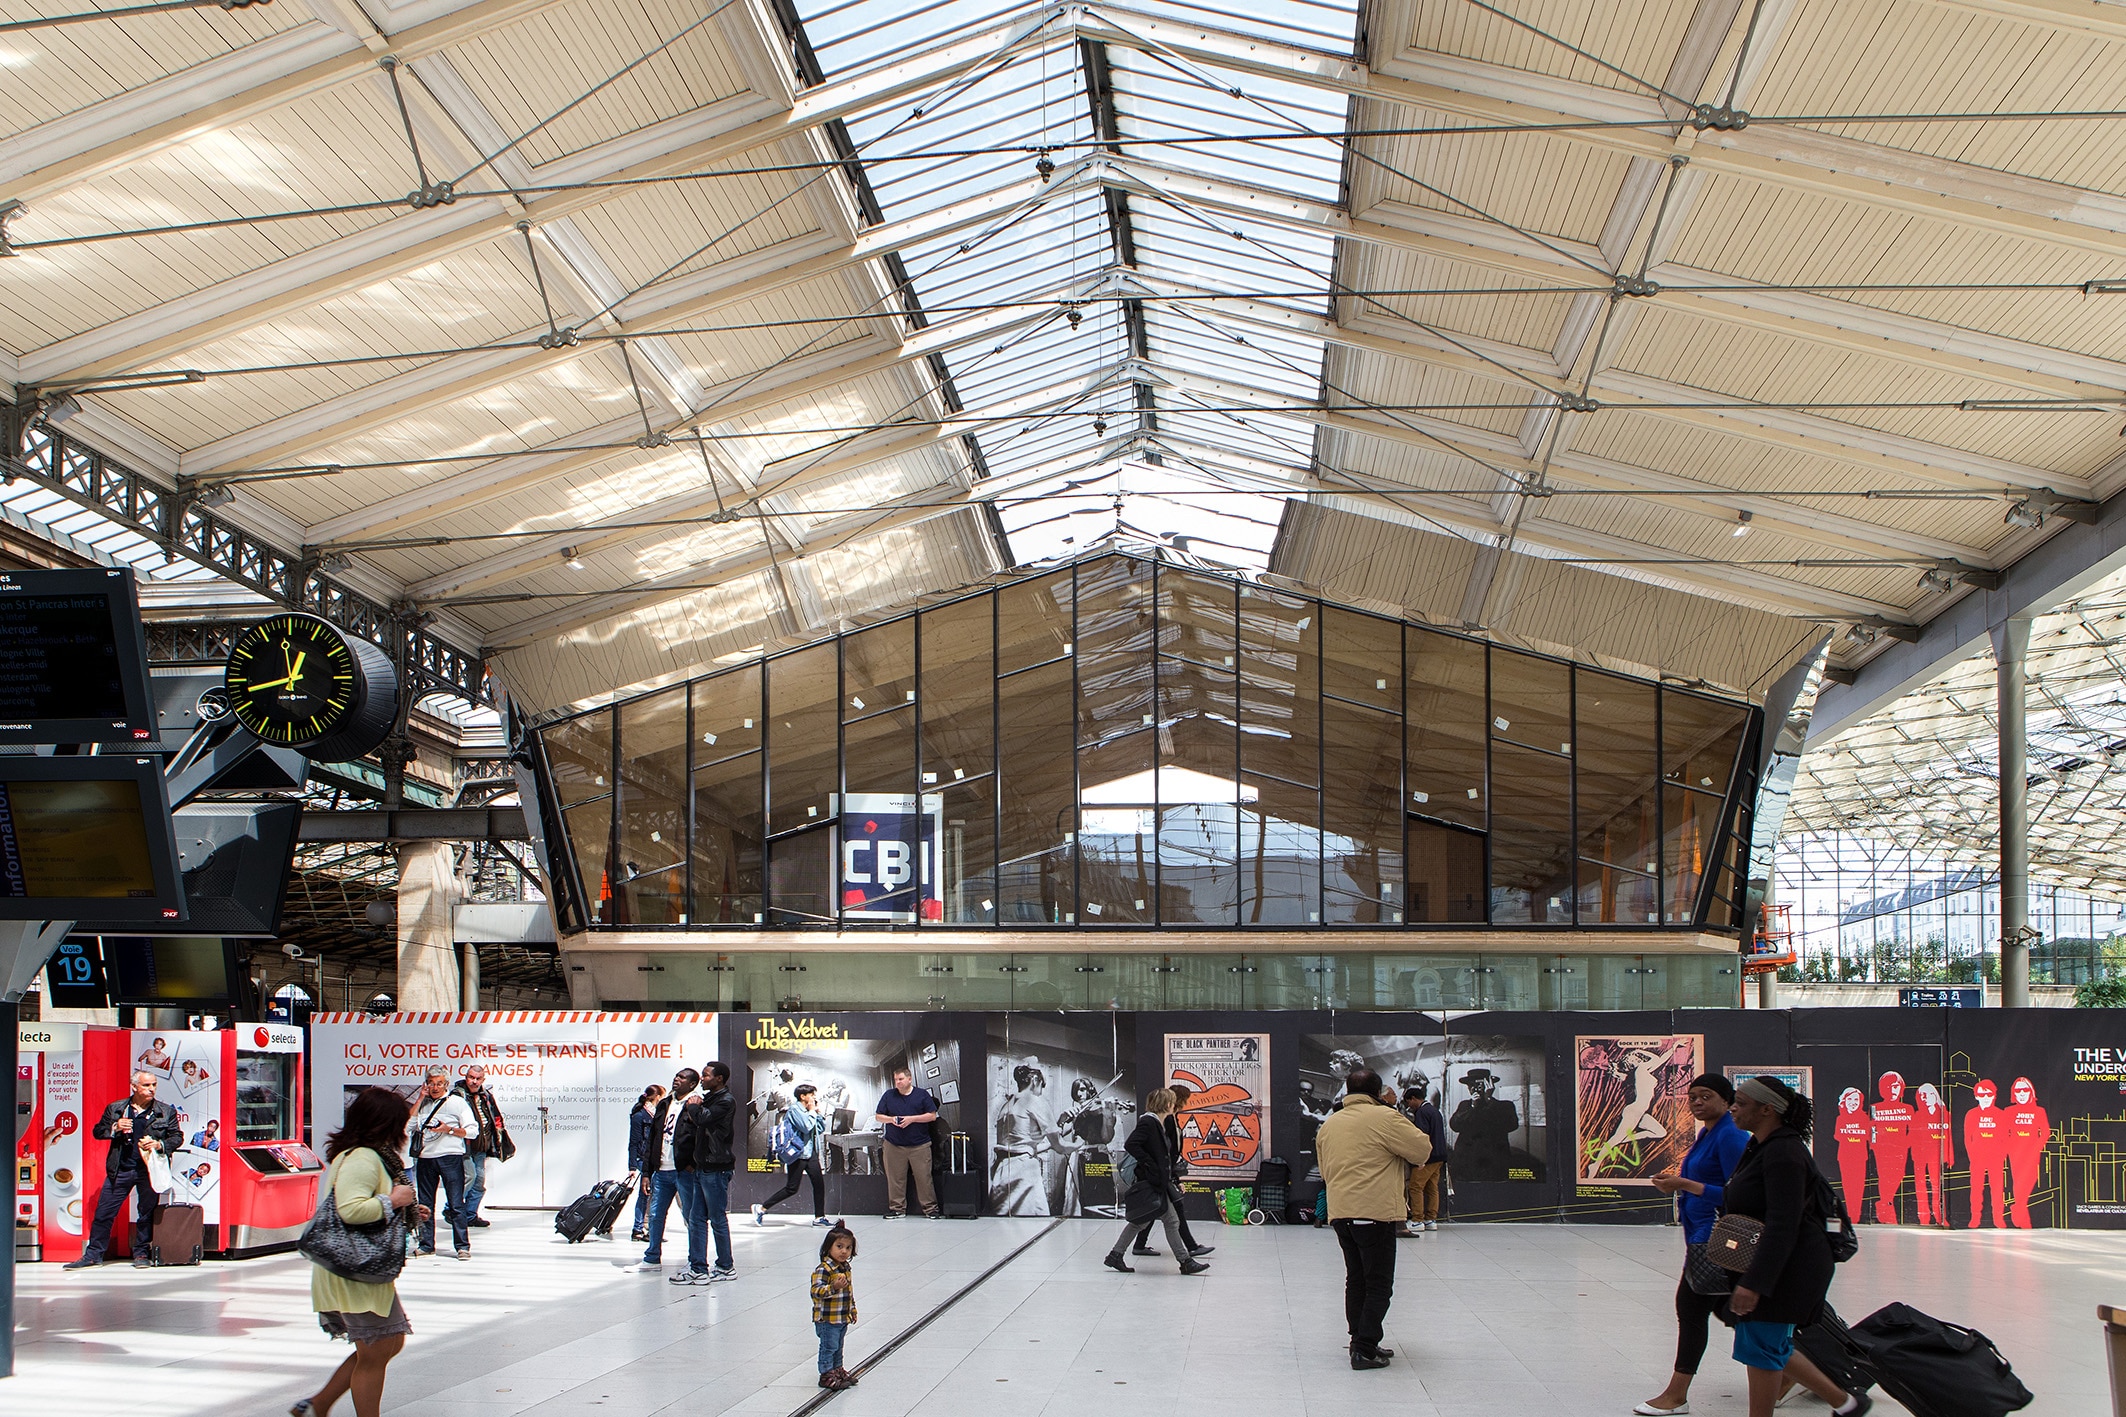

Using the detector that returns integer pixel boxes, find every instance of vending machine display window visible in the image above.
[234,1050,298,1142]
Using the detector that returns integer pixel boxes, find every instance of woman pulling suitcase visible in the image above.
[1722,1076,1871,1417]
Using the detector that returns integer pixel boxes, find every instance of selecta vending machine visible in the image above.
[55,1022,321,1260]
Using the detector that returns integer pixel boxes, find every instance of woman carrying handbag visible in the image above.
[290,1087,429,1417]
[1635,1073,1750,1415]
[1718,1076,1871,1417]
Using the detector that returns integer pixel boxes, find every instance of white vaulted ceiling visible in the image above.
[6,0,2126,711]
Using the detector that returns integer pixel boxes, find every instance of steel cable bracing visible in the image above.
[29,115,2126,250]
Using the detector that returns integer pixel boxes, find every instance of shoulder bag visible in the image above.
[407,1097,447,1161]
[1705,1212,1765,1273]
[298,1152,408,1284]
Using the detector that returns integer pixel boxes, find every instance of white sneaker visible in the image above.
[670,1269,703,1285]
[624,1260,664,1273]
[708,1267,737,1282]
[752,1206,768,1226]
[1423,1221,1436,1231]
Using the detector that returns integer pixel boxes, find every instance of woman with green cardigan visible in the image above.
[291,1087,425,1417]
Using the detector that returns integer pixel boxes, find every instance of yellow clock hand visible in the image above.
[248,672,300,692]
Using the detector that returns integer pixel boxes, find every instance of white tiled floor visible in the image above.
[8,1211,2113,1416]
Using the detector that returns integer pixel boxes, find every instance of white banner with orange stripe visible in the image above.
[310,1011,719,1208]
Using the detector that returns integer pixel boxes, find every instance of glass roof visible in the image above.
[1788,558,2126,901]
[789,0,1358,569]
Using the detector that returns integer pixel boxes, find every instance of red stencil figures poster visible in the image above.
[1869,1072,1915,1225]
[1165,1033,1269,1180]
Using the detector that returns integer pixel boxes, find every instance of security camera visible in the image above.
[282,943,306,959]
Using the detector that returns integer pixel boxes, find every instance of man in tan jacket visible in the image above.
[1316,1067,1432,1369]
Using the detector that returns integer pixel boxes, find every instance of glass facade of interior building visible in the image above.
[532,553,1759,935]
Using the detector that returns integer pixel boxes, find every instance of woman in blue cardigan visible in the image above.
[1634,1073,1751,1416]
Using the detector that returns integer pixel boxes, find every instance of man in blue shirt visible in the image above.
[874,1067,941,1219]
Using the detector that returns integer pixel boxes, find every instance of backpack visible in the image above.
[769,1112,808,1164]
[1807,1153,1860,1263]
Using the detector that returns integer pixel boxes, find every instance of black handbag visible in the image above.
[298,1152,407,1284]
[1811,1165,1861,1263]
[1683,1240,1735,1296]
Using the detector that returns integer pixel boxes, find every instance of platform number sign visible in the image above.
[44,937,109,1009]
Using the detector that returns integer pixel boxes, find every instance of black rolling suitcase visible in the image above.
[1794,1306,1872,1398]
[1834,1303,2033,1417]
[555,1179,632,1243]
[939,1131,981,1218]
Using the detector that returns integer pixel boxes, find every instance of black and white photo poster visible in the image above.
[985,1015,1136,1217]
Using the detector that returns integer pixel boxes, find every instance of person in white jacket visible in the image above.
[406,1068,480,1259]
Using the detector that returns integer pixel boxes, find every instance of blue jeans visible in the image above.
[416,1154,469,1251]
[631,1177,650,1235]
[642,1170,683,1264]
[697,1168,733,1272]
[459,1151,487,1220]
[816,1320,847,1373]
[675,1170,708,1272]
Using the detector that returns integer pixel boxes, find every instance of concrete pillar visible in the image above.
[397,841,460,1011]
[461,938,481,1011]
[1994,619,2031,1008]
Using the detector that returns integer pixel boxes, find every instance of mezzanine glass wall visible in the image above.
[534,553,1758,934]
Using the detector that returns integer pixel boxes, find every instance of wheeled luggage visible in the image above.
[1252,1157,1290,1224]
[1793,1305,1873,1398]
[1834,1303,2033,1417]
[148,1202,204,1266]
[940,1131,980,1218]
[555,1179,632,1243]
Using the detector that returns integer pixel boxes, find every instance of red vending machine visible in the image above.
[79,1023,319,1258]
[14,1052,39,1264]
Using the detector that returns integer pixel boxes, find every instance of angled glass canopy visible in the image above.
[775,0,1355,568]
[530,550,1759,934]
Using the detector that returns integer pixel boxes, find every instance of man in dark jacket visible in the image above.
[674,1061,737,1282]
[1398,1084,1450,1236]
[66,1069,184,1269]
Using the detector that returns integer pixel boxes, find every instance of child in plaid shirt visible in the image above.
[811,1223,858,1390]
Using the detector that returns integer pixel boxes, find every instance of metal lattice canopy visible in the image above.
[9,0,2126,713]
[1791,558,2126,902]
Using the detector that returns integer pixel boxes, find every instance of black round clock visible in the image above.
[223,613,398,761]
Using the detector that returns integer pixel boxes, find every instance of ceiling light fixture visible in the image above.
[562,547,584,570]
[2083,279,2126,294]
[0,198,24,257]
[1918,567,1955,595]
[1730,510,1753,538]
[34,392,80,426]
[2004,499,2044,529]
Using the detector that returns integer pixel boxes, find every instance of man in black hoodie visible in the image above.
[675,1061,737,1282]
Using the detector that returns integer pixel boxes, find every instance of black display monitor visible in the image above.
[73,801,302,937]
[101,935,234,1005]
[0,755,185,921]
[0,567,157,744]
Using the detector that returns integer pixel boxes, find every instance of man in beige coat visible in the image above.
[1316,1066,1433,1369]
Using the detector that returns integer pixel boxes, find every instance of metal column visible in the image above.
[1994,618,2031,1008]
